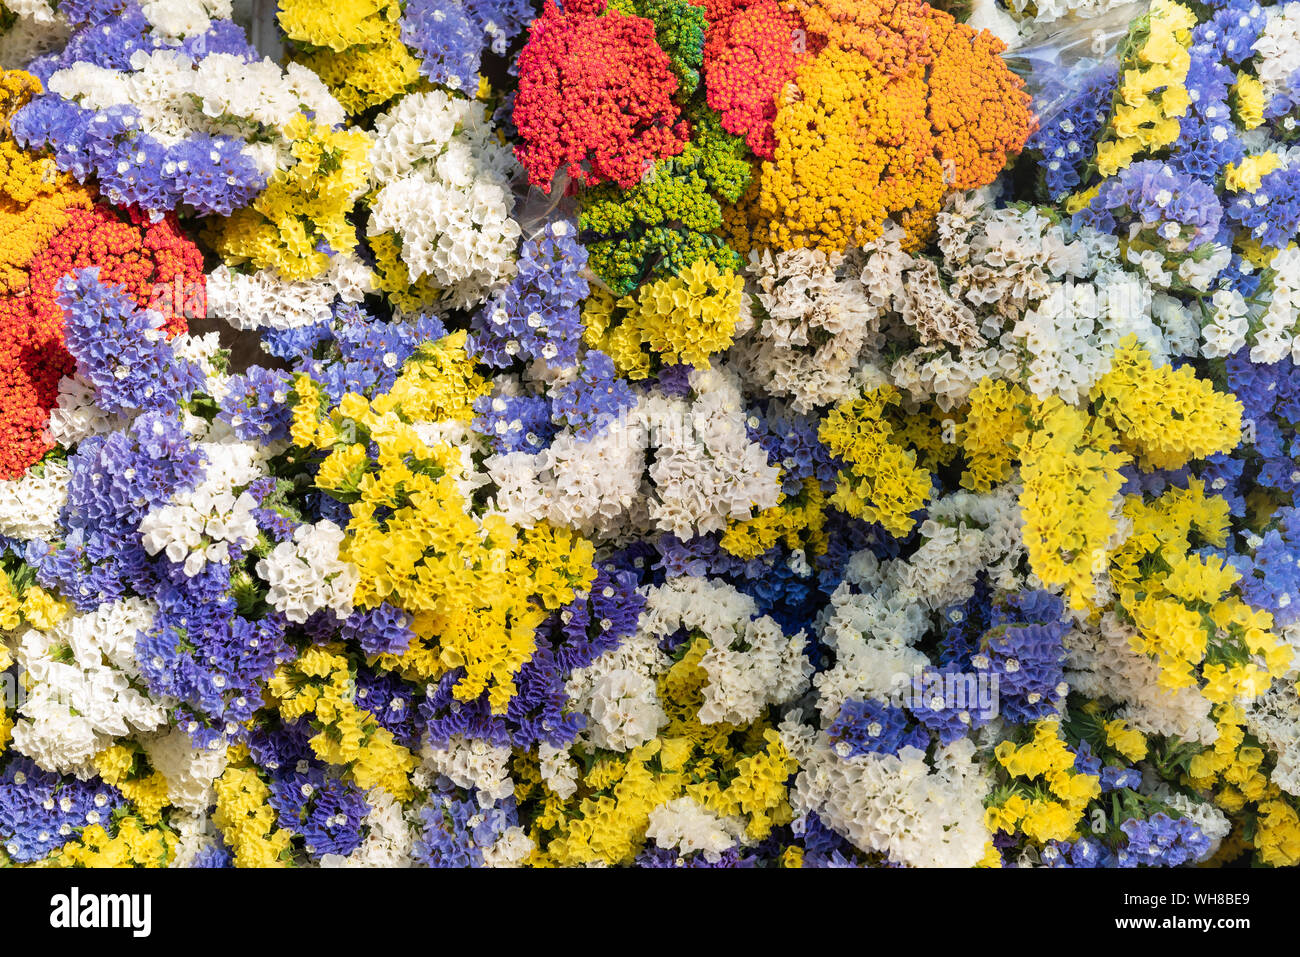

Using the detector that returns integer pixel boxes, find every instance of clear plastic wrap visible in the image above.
[1004,1,1147,125]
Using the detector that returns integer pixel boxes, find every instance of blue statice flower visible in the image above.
[1169,45,1243,182]
[636,844,759,867]
[1234,508,1300,627]
[1042,836,1112,868]
[747,406,839,496]
[1101,766,1144,791]
[340,603,414,657]
[0,758,124,863]
[410,792,522,867]
[356,669,420,748]
[1117,814,1211,867]
[1193,0,1265,64]
[188,841,234,867]
[549,351,636,439]
[300,305,448,403]
[1226,350,1300,503]
[401,0,533,93]
[1076,160,1223,248]
[473,392,555,454]
[1028,65,1117,200]
[265,761,369,861]
[219,367,294,443]
[826,699,929,757]
[136,570,292,749]
[57,268,206,417]
[30,411,204,609]
[1225,166,1300,248]
[974,590,1070,725]
[471,219,588,370]
[261,320,334,364]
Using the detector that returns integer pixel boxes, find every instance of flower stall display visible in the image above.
[0,0,1296,870]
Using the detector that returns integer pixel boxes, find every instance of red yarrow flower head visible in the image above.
[514,0,691,192]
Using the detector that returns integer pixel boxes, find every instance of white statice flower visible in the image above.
[140,727,228,813]
[735,246,883,412]
[814,567,932,722]
[645,797,747,861]
[255,520,358,623]
[0,460,70,541]
[139,486,259,576]
[1255,2,1300,103]
[367,89,520,310]
[791,734,992,867]
[1249,245,1300,364]
[482,827,535,867]
[638,576,810,725]
[168,810,225,868]
[642,367,781,538]
[46,374,130,445]
[538,742,579,799]
[420,737,514,807]
[12,598,170,775]
[1244,678,1300,796]
[206,255,373,330]
[565,633,670,752]
[139,0,230,37]
[1065,611,1218,744]
[139,434,268,576]
[320,789,417,868]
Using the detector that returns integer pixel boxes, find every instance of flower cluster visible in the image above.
[2,0,1300,873]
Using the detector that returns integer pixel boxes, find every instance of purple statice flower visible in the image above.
[0,758,124,863]
[57,268,206,417]
[473,392,555,454]
[401,0,533,93]
[160,134,266,217]
[1117,814,1211,867]
[1028,64,1117,200]
[411,792,522,868]
[1077,161,1223,249]
[656,364,693,397]
[636,844,759,867]
[31,411,204,609]
[356,669,420,747]
[1041,836,1112,868]
[1234,508,1300,627]
[340,603,414,657]
[189,840,234,867]
[826,699,929,758]
[266,763,369,861]
[261,320,334,364]
[219,367,294,442]
[470,219,588,370]
[136,572,292,748]
[1226,166,1300,248]
[549,351,636,440]
[747,407,839,496]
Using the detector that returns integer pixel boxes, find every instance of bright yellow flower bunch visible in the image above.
[278,0,421,114]
[819,385,933,537]
[212,759,293,868]
[1091,336,1242,471]
[1093,0,1196,176]
[93,744,172,824]
[583,258,745,377]
[720,478,828,560]
[209,115,371,280]
[987,720,1102,845]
